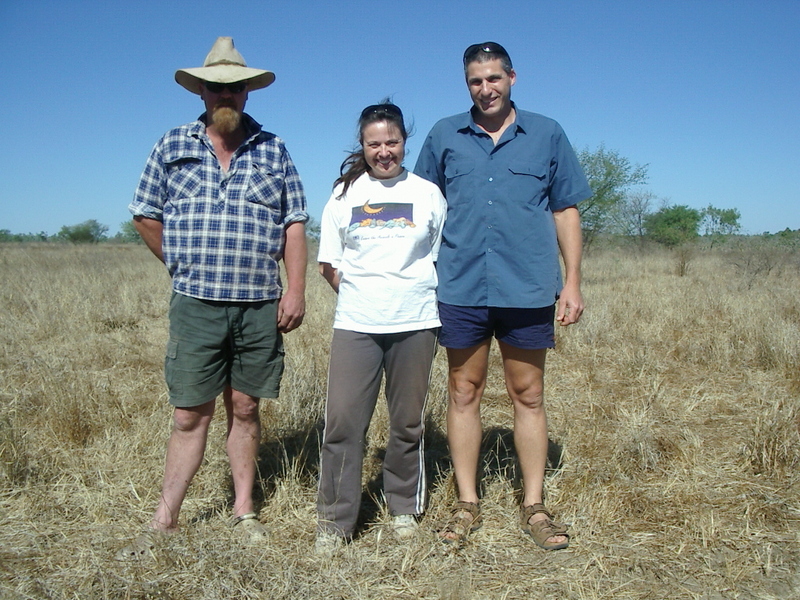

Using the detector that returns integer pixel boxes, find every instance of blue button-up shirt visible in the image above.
[130,113,308,302]
[414,106,591,308]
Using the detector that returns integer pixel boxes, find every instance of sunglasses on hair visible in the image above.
[360,103,403,119]
[463,42,510,65]
[204,81,247,94]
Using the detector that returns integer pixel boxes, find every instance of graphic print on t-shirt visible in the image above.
[347,200,415,233]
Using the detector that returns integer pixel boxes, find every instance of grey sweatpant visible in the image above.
[317,328,438,537]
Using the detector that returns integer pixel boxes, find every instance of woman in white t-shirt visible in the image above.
[315,102,446,553]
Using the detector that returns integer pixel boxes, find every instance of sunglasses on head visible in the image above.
[463,42,510,65]
[360,103,403,120]
[203,81,247,94]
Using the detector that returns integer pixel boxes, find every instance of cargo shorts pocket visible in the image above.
[164,339,182,398]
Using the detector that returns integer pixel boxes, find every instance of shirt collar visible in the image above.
[191,112,263,143]
[457,102,525,136]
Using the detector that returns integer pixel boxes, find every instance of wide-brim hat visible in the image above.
[175,37,275,95]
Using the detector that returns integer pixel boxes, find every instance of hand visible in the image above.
[277,289,305,333]
[556,282,584,326]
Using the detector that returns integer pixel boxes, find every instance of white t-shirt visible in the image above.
[318,170,447,334]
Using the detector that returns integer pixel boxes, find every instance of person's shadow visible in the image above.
[189,417,326,526]
[356,419,565,535]
[209,413,564,535]
[477,426,564,503]
[254,418,326,502]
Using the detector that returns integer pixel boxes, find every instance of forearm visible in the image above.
[282,221,307,297]
[553,206,582,286]
[133,216,165,263]
[319,262,340,293]
[276,221,307,333]
[553,206,584,325]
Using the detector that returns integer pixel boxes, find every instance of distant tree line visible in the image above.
[0,220,141,244]
[1,153,798,250]
[576,144,755,249]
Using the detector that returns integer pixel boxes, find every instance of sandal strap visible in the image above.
[520,503,552,524]
[231,512,258,527]
[440,501,482,542]
[529,518,569,537]
[520,504,567,531]
[451,501,480,519]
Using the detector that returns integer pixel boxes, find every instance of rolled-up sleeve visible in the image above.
[129,142,166,221]
[280,145,309,226]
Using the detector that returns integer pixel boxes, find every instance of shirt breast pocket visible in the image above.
[165,158,203,199]
[508,159,549,202]
[245,164,283,210]
[444,160,475,184]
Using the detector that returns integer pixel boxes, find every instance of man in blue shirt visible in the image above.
[415,42,591,550]
[119,38,308,559]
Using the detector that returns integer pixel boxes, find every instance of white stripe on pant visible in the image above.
[317,327,438,537]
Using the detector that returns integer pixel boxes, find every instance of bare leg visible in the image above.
[151,400,216,532]
[223,386,261,518]
[445,340,491,505]
[499,342,566,546]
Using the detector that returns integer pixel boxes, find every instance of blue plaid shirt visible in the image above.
[130,113,308,302]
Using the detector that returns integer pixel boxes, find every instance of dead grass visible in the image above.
[0,243,798,599]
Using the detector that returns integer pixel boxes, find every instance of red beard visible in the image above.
[211,105,241,134]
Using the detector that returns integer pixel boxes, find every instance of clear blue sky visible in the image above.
[1,0,797,236]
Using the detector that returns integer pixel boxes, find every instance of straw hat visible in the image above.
[175,37,275,95]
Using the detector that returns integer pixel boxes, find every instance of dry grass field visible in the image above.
[1,242,798,600]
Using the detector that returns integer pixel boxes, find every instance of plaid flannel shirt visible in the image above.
[130,114,308,301]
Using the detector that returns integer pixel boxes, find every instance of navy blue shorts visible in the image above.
[438,302,556,350]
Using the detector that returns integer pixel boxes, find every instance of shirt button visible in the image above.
[488,200,493,205]
[488,248,493,252]
[488,177,493,182]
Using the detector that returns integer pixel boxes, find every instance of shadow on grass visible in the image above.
[255,418,325,502]
[215,412,564,533]
[195,418,325,525]
[478,426,564,504]
[357,422,565,535]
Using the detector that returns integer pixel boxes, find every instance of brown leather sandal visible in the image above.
[440,501,482,545]
[520,504,570,551]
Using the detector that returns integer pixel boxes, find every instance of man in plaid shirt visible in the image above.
[120,38,307,557]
